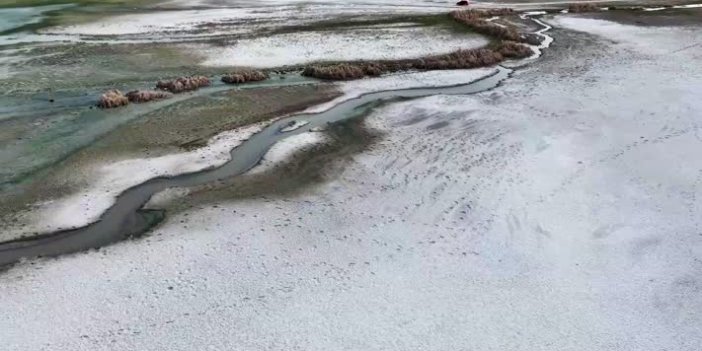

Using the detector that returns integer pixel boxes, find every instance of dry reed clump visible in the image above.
[156,76,210,93]
[450,9,527,43]
[126,90,172,103]
[302,45,532,81]
[417,48,504,69]
[302,62,387,80]
[97,89,129,109]
[221,70,268,84]
[495,41,533,59]
[568,3,601,13]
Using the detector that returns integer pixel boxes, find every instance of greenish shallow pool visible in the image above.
[0,73,319,188]
[0,4,75,33]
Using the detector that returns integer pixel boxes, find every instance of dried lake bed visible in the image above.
[1,1,702,350]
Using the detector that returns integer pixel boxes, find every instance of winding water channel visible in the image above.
[0,16,553,267]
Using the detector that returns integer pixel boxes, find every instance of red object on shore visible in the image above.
[456,0,470,6]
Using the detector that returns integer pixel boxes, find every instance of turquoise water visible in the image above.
[0,4,73,33]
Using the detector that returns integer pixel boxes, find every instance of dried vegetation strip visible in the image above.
[156,76,211,94]
[303,42,532,81]
[126,90,172,103]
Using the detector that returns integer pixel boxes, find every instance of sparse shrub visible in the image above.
[363,63,383,76]
[302,64,368,80]
[156,76,210,93]
[126,90,172,103]
[568,3,600,13]
[97,89,129,109]
[221,70,268,84]
[495,41,533,59]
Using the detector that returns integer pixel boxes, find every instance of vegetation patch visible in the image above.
[450,9,540,45]
[97,89,129,109]
[221,70,268,84]
[126,90,172,103]
[156,76,211,94]
[302,41,532,81]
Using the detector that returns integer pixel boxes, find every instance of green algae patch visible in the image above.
[2,43,217,94]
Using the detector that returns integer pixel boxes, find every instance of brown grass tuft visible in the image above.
[221,70,268,84]
[495,41,534,59]
[126,90,172,103]
[97,89,129,109]
[156,76,211,93]
[302,64,369,80]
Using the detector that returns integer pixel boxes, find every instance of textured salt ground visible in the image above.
[2,16,702,351]
[39,4,451,38]
[199,26,490,68]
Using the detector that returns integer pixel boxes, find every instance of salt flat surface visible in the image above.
[200,26,489,67]
[2,16,702,351]
[42,4,448,38]
[552,15,702,53]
